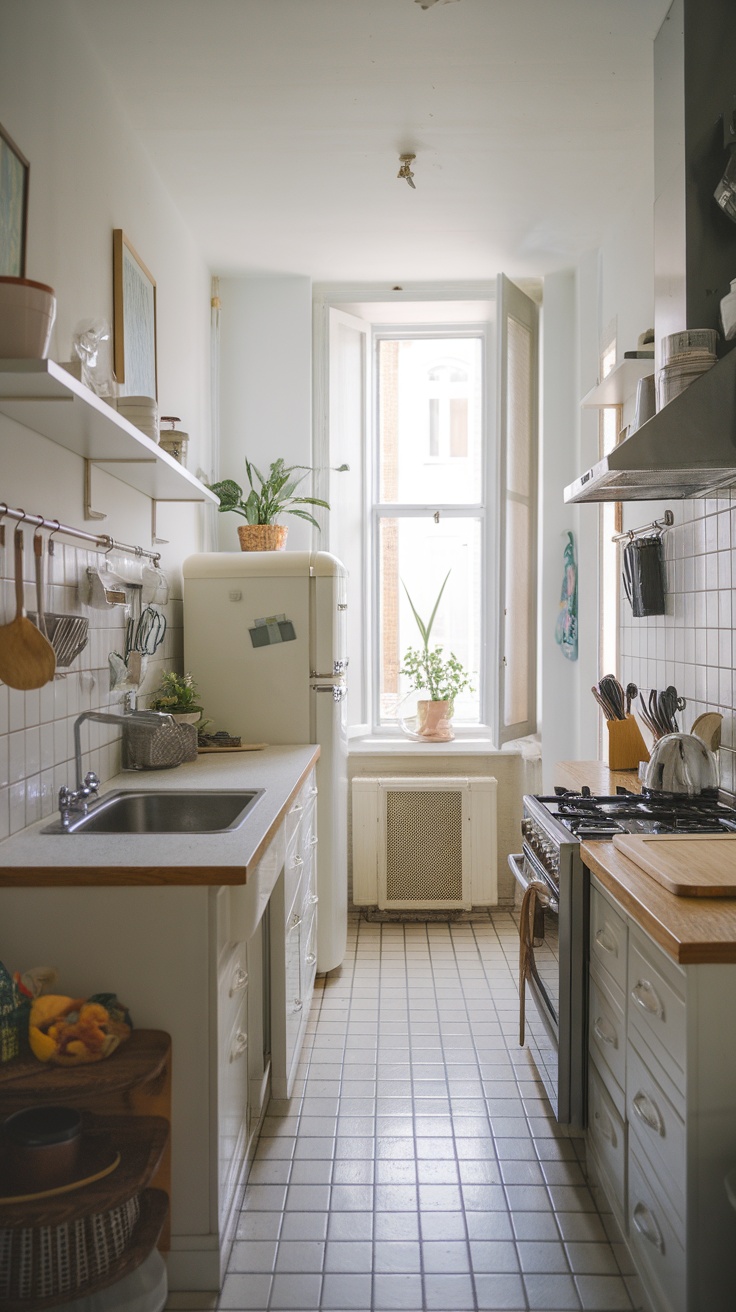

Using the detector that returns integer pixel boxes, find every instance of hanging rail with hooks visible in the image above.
[0,502,162,563]
[611,509,674,544]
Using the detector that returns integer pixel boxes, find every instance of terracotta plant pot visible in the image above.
[416,699,454,742]
[237,523,288,551]
[0,277,56,359]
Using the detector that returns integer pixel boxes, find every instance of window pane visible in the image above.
[378,337,482,502]
[378,516,481,723]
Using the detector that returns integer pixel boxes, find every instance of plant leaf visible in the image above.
[402,581,429,647]
[245,489,260,524]
[424,570,452,644]
[291,496,331,509]
[288,508,322,529]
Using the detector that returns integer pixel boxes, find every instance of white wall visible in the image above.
[540,271,580,788]
[218,276,313,552]
[0,0,212,835]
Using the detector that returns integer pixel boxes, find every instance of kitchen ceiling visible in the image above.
[74,0,671,282]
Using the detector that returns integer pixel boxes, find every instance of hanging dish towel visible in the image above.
[622,536,666,617]
[555,531,578,661]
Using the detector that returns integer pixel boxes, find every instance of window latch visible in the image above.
[434,510,440,524]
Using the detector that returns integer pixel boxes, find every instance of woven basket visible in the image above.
[124,721,198,770]
[237,523,288,551]
[0,1194,140,1304]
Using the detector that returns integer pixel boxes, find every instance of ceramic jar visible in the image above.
[0,277,56,358]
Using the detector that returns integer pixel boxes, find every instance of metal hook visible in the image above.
[47,519,62,559]
[0,502,7,549]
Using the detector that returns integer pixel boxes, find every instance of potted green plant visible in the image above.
[208,458,331,551]
[400,571,473,741]
[149,671,206,725]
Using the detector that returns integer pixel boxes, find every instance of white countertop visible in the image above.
[0,745,319,886]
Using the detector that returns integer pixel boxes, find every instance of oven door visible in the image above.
[509,850,582,1128]
[508,850,560,1046]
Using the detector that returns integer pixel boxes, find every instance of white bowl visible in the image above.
[0,277,56,358]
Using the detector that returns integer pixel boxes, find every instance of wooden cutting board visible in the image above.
[612,833,736,896]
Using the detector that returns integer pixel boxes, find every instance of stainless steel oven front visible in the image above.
[508,795,588,1129]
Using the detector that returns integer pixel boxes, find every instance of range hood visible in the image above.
[565,348,736,502]
[566,0,736,505]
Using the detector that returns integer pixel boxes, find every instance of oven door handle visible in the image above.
[518,874,557,1048]
[508,853,559,913]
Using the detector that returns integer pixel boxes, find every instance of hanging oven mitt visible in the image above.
[623,537,666,617]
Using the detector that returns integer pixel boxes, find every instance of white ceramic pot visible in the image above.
[0,277,56,359]
[170,711,201,725]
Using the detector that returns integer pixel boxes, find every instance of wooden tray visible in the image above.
[197,743,267,753]
[0,1132,120,1204]
[612,833,736,896]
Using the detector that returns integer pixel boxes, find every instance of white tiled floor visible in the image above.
[166,912,643,1312]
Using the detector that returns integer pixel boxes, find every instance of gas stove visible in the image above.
[541,786,736,841]
[509,784,736,1131]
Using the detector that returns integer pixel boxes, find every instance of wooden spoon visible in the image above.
[0,529,56,689]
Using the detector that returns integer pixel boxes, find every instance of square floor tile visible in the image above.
[473,1272,527,1309]
[575,1274,633,1309]
[327,1212,374,1241]
[218,1274,272,1309]
[228,1239,278,1272]
[565,1242,620,1275]
[372,1273,424,1310]
[469,1240,520,1273]
[374,1212,421,1242]
[422,1240,471,1273]
[420,1211,468,1241]
[524,1272,581,1309]
[275,1239,325,1272]
[280,1212,329,1241]
[423,1272,476,1309]
[323,1240,373,1272]
[320,1271,373,1309]
[270,1272,322,1308]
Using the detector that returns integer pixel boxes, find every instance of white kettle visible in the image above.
[642,732,719,796]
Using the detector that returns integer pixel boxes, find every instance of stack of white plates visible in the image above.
[657,329,718,410]
[116,395,159,442]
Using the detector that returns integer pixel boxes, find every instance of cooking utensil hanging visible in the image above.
[0,528,56,689]
[29,531,89,670]
[125,603,166,657]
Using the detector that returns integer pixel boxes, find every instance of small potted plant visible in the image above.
[400,571,473,742]
[149,671,206,725]
[208,458,331,551]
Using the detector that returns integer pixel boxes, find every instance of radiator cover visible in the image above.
[352,776,497,910]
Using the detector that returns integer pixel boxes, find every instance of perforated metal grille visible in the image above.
[385,789,463,903]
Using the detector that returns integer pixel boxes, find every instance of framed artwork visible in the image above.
[112,228,157,398]
[0,122,29,277]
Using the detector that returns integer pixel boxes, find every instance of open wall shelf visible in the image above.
[581,358,655,408]
[0,360,217,505]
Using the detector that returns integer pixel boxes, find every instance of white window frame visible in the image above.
[369,323,493,736]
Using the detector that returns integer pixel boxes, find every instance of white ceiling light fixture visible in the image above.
[397,154,417,188]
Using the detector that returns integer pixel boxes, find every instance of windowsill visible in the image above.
[349,734,500,755]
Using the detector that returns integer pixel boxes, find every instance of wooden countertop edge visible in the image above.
[582,841,736,964]
[0,749,320,887]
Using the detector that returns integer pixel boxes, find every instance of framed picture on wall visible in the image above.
[112,228,157,398]
[0,122,29,277]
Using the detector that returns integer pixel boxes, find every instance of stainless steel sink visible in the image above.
[43,789,263,835]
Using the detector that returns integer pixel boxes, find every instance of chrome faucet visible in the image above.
[58,710,175,830]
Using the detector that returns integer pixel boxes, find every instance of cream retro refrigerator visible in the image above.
[182,550,348,972]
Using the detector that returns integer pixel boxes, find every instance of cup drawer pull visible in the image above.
[289,802,304,814]
[595,927,618,956]
[632,1090,665,1136]
[594,1108,617,1147]
[231,1029,248,1060]
[593,1016,618,1048]
[631,979,665,1020]
[230,965,248,995]
[305,952,316,967]
[308,892,319,906]
[309,835,318,847]
[293,997,303,1012]
[633,1201,665,1253]
[291,854,304,870]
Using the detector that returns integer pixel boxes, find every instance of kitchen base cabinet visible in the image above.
[586,875,736,1312]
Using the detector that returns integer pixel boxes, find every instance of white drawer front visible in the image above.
[589,966,626,1112]
[219,940,249,1045]
[285,770,318,853]
[627,1037,686,1223]
[628,1145,686,1312]
[588,1059,626,1218]
[628,932,686,1084]
[219,996,249,1226]
[591,884,627,996]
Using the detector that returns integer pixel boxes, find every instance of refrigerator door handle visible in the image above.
[311,683,346,702]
